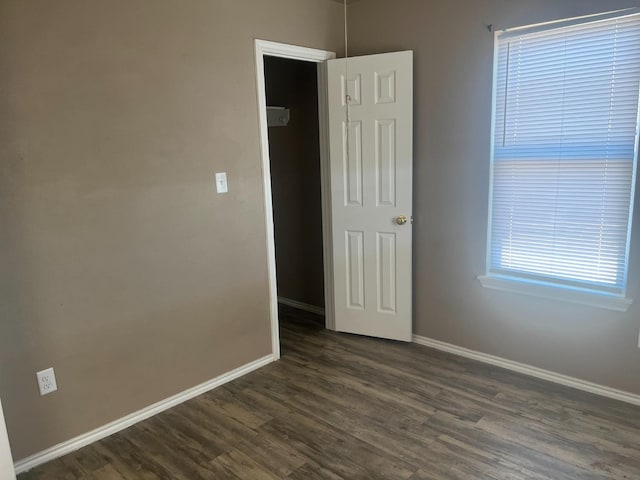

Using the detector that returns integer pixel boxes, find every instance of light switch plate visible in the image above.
[215,172,228,194]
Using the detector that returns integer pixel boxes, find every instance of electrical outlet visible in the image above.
[36,368,58,396]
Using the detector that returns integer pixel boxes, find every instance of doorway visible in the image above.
[254,40,336,359]
[264,56,325,323]
[256,42,415,354]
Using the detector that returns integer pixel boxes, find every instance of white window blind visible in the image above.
[487,12,640,297]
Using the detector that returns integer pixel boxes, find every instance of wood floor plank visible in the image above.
[286,461,346,480]
[208,450,282,480]
[259,412,417,480]
[94,434,166,480]
[89,463,128,480]
[226,435,307,478]
[18,305,640,479]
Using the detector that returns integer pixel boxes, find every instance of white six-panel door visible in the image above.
[0,400,16,480]
[327,51,413,341]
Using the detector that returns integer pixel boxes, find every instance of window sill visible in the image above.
[477,275,633,312]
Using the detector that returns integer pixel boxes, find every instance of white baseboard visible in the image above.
[413,335,640,407]
[278,297,325,316]
[14,354,275,474]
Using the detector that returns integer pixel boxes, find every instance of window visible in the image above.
[479,11,640,311]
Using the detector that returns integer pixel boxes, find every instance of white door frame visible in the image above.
[0,400,16,480]
[254,40,336,359]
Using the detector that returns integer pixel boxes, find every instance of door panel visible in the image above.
[327,51,413,342]
[376,119,396,207]
[344,121,363,206]
[377,232,397,313]
[346,230,365,309]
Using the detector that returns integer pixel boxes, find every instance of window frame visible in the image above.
[479,9,640,312]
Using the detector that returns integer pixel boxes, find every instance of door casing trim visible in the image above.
[254,40,337,359]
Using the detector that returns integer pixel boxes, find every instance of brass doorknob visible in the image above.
[396,215,408,225]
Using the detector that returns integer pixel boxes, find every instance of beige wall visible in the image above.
[349,0,640,395]
[0,0,342,460]
[265,57,325,308]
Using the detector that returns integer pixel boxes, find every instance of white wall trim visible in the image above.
[278,297,325,316]
[14,354,274,474]
[255,40,337,63]
[317,60,336,331]
[478,275,633,312]
[0,400,16,480]
[254,39,337,359]
[413,335,640,407]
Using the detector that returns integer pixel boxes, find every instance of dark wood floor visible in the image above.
[19,305,640,479]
